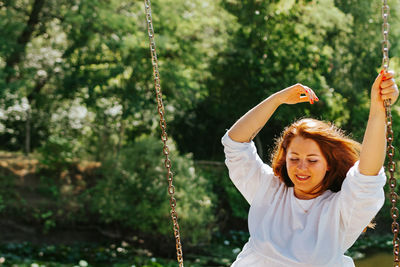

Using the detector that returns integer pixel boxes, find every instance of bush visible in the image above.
[196,165,249,233]
[37,135,76,172]
[87,135,216,245]
[0,195,4,213]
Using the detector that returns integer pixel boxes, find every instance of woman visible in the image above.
[222,71,398,266]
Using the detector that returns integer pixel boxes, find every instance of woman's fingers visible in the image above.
[308,86,319,103]
[289,83,319,104]
[302,85,318,104]
[380,72,399,102]
[295,87,310,103]
[381,92,398,101]
[381,86,396,94]
[381,78,395,89]
[382,71,394,81]
[298,95,311,103]
[380,85,399,100]
[303,87,313,104]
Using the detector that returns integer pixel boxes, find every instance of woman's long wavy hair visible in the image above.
[271,118,361,194]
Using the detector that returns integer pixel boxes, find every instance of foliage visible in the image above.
[172,0,400,160]
[0,0,399,158]
[173,0,346,159]
[0,136,216,245]
[0,0,235,160]
[0,241,180,266]
[0,0,400,261]
[0,232,395,266]
[196,165,248,231]
[38,135,76,171]
[0,195,4,213]
[86,135,216,245]
[0,170,19,215]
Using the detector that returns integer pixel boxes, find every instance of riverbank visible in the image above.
[0,232,395,267]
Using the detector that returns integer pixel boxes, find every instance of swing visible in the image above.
[144,1,184,266]
[381,1,400,265]
[143,0,398,266]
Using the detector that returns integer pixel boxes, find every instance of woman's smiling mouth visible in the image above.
[296,175,311,181]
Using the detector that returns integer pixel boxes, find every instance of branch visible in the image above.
[27,75,49,104]
[5,0,46,83]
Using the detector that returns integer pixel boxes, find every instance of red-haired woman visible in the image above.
[222,71,398,266]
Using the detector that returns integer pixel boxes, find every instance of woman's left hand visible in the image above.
[371,70,399,111]
[360,70,398,176]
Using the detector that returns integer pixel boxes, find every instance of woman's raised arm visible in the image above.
[359,71,399,175]
[228,84,318,143]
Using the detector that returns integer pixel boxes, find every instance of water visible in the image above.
[354,252,393,267]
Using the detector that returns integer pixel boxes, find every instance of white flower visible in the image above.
[0,110,5,120]
[105,104,123,117]
[232,248,241,254]
[79,260,88,267]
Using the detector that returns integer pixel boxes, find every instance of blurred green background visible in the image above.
[0,0,399,266]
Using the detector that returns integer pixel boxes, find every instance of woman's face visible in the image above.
[286,136,329,199]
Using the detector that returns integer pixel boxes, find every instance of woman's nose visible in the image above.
[297,160,307,170]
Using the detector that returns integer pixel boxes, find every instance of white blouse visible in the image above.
[222,132,386,267]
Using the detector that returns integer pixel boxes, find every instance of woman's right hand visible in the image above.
[276,83,319,105]
[228,83,319,142]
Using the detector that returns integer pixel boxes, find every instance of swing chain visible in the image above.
[144,1,184,266]
[381,1,400,265]
[386,103,400,266]
[382,0,390,70]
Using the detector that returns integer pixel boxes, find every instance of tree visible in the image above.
[174,0,354,160]
[0,0,236,160]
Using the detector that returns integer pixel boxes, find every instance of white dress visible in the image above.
[222,132,386,267]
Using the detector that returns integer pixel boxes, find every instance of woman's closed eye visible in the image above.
[289,158,318,163]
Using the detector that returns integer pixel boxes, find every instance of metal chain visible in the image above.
[381,1,400,266]
[382,0,390,71]
[144,1,184,266]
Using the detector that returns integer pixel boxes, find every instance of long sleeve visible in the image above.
[222,132,277,204]
[337,161,386,249]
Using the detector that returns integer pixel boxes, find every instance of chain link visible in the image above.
[144,1,184,266]
[381,1,399,266]
[382,1,390,71]
[386,104,400,266]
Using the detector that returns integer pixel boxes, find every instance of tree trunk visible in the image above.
[5,0,46,83]
[25,108,31,155]
[116,118,125,160]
